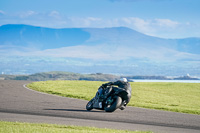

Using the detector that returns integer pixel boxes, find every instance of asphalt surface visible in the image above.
[0,80,200,133]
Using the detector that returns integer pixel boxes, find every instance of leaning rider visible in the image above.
[102,78,132,110]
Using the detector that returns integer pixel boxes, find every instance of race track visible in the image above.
[0,80,200,133]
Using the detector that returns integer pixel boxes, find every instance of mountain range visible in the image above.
[0,24,200,76]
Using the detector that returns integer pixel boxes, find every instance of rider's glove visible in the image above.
[102,84,107,89]
[102,82,112,89]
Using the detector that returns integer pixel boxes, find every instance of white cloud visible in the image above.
[48,11,61,19]
[19,11,37,18]
[69,17,102,27]
[122,17,149,28]
[120,17,152,33]
[154,19,179,28]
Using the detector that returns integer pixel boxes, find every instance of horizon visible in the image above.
[1,70,200,79]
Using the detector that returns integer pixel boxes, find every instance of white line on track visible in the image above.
[23,84,84,100]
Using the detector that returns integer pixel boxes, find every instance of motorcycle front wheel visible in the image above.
[104,96,122,112]
[86,99,94,111]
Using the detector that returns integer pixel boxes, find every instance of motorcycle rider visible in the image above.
[101,78,132,110]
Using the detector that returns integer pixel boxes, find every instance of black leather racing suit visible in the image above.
[102,80,132,106]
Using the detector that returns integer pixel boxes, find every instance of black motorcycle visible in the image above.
[86,85,128,112]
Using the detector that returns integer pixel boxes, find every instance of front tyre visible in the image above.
[104,96,122,112]
[86,99,94,111]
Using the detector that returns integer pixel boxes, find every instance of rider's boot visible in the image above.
[120,101,127,110]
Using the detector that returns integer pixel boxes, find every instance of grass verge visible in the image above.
[27,80,200,115]
[0,121,151,133]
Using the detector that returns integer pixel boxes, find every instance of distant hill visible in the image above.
[1,71,199,81]
[0,24,200,76]
[1,71,120,81]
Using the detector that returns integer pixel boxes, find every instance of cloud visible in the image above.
[19,11,38,18]
[48,11,61,19]
[69,17,102,27]
[120,17,152,33]
[154,19,179,28]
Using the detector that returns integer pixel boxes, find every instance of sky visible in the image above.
[0,0,200,39]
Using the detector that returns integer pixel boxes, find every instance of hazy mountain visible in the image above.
[0,24,90,49]
[0,24,200,76]
[1,24,200,60]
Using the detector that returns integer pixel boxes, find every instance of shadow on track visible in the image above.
[44,108,104,113]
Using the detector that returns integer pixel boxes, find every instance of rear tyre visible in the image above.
[104,96,122,112]
[86,99,94,111]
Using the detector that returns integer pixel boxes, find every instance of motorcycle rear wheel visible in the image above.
[104,96,122,112]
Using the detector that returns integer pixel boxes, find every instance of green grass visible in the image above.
[130,82,200,114]
[27,80,200,115]
[0,121,151,133]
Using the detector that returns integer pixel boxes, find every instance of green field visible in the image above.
[27,80,200,115]
[0,121,150,133]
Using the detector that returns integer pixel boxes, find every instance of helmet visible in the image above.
[120,78,127,82]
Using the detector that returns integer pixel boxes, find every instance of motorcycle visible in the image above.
[86,85,128,112]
